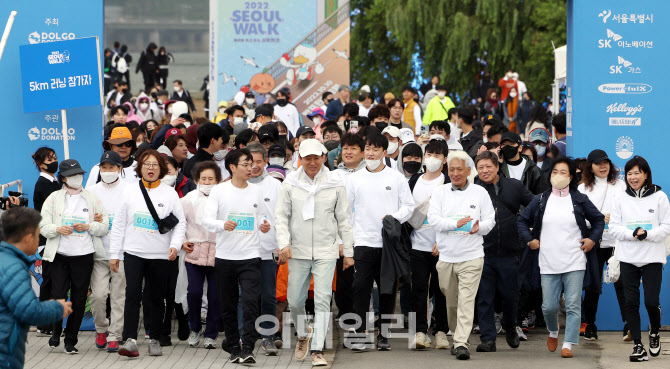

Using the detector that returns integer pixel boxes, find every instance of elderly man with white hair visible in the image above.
[427,150,496,361]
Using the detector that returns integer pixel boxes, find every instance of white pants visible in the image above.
[89,260,126,341]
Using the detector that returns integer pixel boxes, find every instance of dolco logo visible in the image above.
[615,136,634,159]
[598,83,652,94]
[47,50,70,64]
[28,31,76,44]
[28,127,75,141]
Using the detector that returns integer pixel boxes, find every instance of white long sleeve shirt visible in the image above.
[410,173,444,252]
[258,176,281,260]
[610,188,670,267]
[85,162,138,189]
[202,181,266,260]
[346,166,415,248]
[578,177,626,248]
[274,104,301,136]
[427,182,495,263]
[88,180,128,260]
[109,182,186,260]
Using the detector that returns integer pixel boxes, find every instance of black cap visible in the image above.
[296,126,315,138]
[501,131,522,145]
[587,149,610,164]
[245,91,255,98]
[59,159,86,177]
[258,124,278,142]
[268,144,286,158]
[100,150,122,166]
[254,104,274,121]
[483,113,503,126]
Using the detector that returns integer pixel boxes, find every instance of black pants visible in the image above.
[158,69,168,89]
[37,248,52,332]
[335,255,355,319]
[353,246,397,333]
[583,247,626,325]
[477,256,519,341]
[50,253,94,346]
[410,249,448,334]
[216,258,261,351]
[123,253,170,341]
[161,257,188,338]
[620,262,663,342]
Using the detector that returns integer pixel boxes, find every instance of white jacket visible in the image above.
[275,166,354,260]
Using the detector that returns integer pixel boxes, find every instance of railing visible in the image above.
[0,180,23,197]
[265,3,350,81]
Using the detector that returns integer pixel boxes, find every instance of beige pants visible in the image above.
[436,257,484,348]
[89,260,126,341]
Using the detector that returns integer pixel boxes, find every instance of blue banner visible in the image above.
[568,0,669,330]
[19,37,102,113]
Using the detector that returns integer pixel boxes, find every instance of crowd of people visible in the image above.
[1,66,668,369]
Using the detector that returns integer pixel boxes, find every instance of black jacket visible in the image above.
[136,44,157,74]
[537,156,554,181]
[183,148,214,179]
[172,90,196,112]
[380,215,411,295]
[500,155,550,195]
[106,91,130,109]
[34,175,61,247]
[460,129,484,160]
[516,188,606,292]
[475,176,534,258]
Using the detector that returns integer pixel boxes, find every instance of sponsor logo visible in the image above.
[28,31,76,44]
[609,117,641,126]
[615,136,634,159]
[28,127,40,141]
[158,203,164,207]
[610,56,641,74]
[649,209,655,213]
[385,186,392,190]
[598,10,612,23]
[28,127,75,141]
[47,50,70,64]
[470,205,476,209]
[598,83,652,94]
[606,102,643,116]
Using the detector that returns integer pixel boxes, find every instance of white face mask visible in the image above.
[313,116,322,126]
[387,141,399,155]
[219,108,226,114]
[157,99,164,105]
[66,174,83,189]
[213,149,228,161]
[483,136,488,143]
[366,158,383,171]
[139,102,149,111]
[167,107,173,114]
[100,171,120,184]
[246,98,255,105]
[198,184,215,196]
[162,174,177,187]
[174,86,181,93]
[269,157,284,166]
[509,92,517,98]
[424,157,443,173]
[437,92,446,99]
[233,117,245,125]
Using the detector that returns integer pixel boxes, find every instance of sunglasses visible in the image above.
[114,141,133,148]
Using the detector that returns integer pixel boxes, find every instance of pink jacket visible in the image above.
[180,189,217,267]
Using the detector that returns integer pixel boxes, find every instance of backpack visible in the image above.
[114,54,128,73]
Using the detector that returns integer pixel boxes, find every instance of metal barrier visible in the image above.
[0,179,23,196]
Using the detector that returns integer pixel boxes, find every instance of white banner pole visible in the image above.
[61,109,70,159]
[0,11,17,64]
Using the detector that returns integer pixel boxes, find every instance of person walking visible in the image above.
[156,46,174,89]
[136,42,159,93]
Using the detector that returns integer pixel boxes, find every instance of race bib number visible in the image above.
[108,214,115,231]
[626,220,652,231]
[133,211,158,234]
[62,215,87,237]
[421,217,430,229]
[228,212,255,235]
[446,214,472,236]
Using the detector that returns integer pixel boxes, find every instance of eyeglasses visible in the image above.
[143,162,159,169]
[115,141,133,148]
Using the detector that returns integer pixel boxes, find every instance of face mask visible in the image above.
[324,140,340,152]
[509,92,517,98]
[483,136,488,143]
[424,157,443,173]
[246,98,255,105]
[100,171,120,184]
[501,145,518,160]
[276,98,288,107]
[214,149,228,161]
[198,184,215,196]
[437,92,446,98]
[534,144,546,157]
[403,161,422,174]
[174,86,181,93]
[167,107,173,114]
[269,157,284,166]
[375,122,388,130]
[233,117,245,125]
[550,175,571,190]
[157,99,164,105]
[219,108,226,114]
[278,134,287,141]
[506,72,514,78]
[313,116,322,126]
[366,158,383,171]
[387,141,399,155]
[162,174,177,187]
[66,174,83,189]
[44,161,59,174]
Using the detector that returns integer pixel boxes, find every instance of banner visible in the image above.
[568,0,669,329]
[209,0,350,120]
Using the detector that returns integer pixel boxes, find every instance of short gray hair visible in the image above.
[446,150,472,168]
[246,142,267,160]
[338,85,349,92]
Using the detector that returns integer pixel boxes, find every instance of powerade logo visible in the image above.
[615,136,634,159]
[598,83,652,94]
[28,127,75,141]
[28,31,76,44]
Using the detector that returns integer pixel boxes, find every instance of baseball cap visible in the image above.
[296,126,315,138]
[59,159,86,177]
[381,126,401,139]
[258,124,278,142]
[587,149,610,164]
[384,92,395,101]
[165,128,181,140]
[501,131,522,145]
[267,166,286,181]
[245,91,255,98]
[100,151,122,166]
[170,101,188,123]
[299,139,323,158]
[307,107,326,121]
[400,128,415,143]
[528,128,550,144]
[268,144,286,158]
[483,114,503,125]
[254,104,274,120]
[107,127,133,145]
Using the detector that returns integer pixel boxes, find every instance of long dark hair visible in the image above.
[582,158,620,191]
[624,155,653,189]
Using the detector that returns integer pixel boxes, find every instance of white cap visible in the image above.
[157,145,173,157]
[321,144,328,155]
[170,101,188,123]
[299,139,323,158]
[400,128,415,143]
[429,134,446,142]
[512,72,519,80]
[381,126,401,139]
[360,85,371,93]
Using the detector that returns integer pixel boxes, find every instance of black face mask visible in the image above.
[278,134,287,141]
[501,145,519,160]
[44,161,59,174]
[326,98,334,104]
[276,98,288,107]
[147,129,154,138]
[324,140,340,152]
[375,122,388,130]
[122,88,129,94]
[403,161,422,174]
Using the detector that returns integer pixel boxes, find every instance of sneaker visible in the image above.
[649,333,661,357]
[447,330,453,336]
[240,349,256,364]
[623,323,632,342]
[476,340,496,352]
[311,351,327,366]
[516,326,527,341]
[411,332,429,350]
[450,346,457,356]
[118,339,139,358]
[495,313,503,335]
[36,329,52,337]
[294,326,313,360]
[579,322,587,336]
[188,329,203,347]
[95,332,108,349]
[229,348,241,363]
[107,341,119,353]
[64,344,78,355]
[148,339,162,356]
[376,334,391,351]
[178,322,190,341]
[261,337,278,356]
[203,338,216,349]
[506,327,520,349]
[159,336,172,347]
[455,346,470,360]
[472,325,480,334]
[521,317,530,332]
[48,335,60,348]
[434,331,449,349]
[630,344,649,362]
[273,333,283,349]
[561,348,573,358]
[584,324,598,341]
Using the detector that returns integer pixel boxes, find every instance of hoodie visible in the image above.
[135,92,157,122]
[136,42,158,74]
[123,102,143,124]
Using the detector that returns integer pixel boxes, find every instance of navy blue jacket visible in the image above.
[516,188,606,292]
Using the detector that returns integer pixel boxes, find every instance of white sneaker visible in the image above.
[188,329,203,347]
[516,326,527,341]
[203,338,216,349]
[411,332,429,350]
[447,330,453,336]
[434,331,449,349]
[495,313,503,334]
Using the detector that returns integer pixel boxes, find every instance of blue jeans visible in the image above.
[541,270,585,345]
[287,258,337,352]
[260,260,277,337]
[185,262,220,339]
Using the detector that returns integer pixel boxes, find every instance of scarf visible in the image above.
[283,166,343,220]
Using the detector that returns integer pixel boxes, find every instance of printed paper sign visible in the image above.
[62,215,87,237]
[133,211,158,234]
[446,214,472,236]
[108,214,114,231]
[626,220,652,231]
[228,211,255,235]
